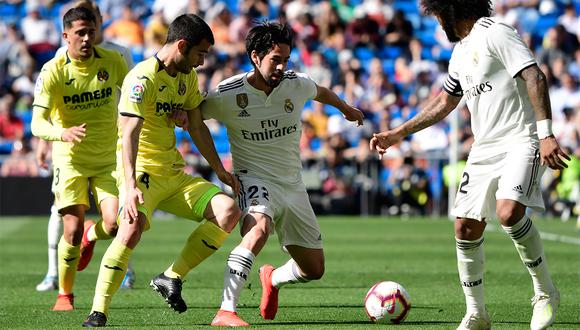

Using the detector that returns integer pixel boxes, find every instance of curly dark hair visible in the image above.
[245,21,293,65]
[421,0,493,41]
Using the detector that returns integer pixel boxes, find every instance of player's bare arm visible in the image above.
[121,115,145,222]
[370,92,460,157]
[518,65,570,170]
[36,139,50,169]
[314,84,364,126]
[186,108,240,195]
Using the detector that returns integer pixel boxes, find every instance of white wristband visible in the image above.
[536,119,553,139]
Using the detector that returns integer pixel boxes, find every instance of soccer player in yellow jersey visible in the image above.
[31,7,128,311]
[82,14,241,327]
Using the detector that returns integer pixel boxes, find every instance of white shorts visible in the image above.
[451,146,545,221]
[237,175,322,249]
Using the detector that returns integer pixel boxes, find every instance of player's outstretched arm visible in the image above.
[519,65,570,170]
[186,108,240,196]
[369,91,460,158]
[121,115,145,222]
[314,84,364,126]
[36,139,51,170]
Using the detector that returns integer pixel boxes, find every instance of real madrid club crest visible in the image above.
[284,98,294,113]
[472,51,479,67]
[236,93,248,109]
[178,81,186,95]
[97,68,109,82]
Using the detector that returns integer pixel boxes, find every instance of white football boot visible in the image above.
[530,289,560,330]
[457,309,491,330]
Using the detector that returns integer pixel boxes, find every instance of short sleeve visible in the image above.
[201,89,223,121]
[119,74,152,119]
[33,66,56,110]
[443,53,463,97]
[184,70,204,110]
[487,23,536,77]
[294,72,318,100]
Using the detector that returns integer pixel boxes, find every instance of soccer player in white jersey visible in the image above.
[370,1,569,329]
[35,0,135,292]
[202,22,364,326]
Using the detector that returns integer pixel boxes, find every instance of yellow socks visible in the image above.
[165,221,229,279]
[57,237,80,294]
[91,239,133,315]
[87,220,113,242]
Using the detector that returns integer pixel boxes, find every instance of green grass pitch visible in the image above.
[0,216,578,329]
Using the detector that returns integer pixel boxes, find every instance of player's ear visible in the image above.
[251,50,260,67]
[177,39,189,56]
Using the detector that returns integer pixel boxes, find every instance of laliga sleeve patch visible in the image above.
[129,82,144,103]
[34,76,43,94]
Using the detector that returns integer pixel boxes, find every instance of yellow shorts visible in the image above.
[118,170,222,230]
[52,162,118,211]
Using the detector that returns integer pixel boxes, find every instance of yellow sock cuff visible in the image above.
[169,221,230,278]
[87,220,113,241]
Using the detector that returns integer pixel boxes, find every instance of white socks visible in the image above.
[456,237,486,315]
[220,246,255,312]
[47,205,62,277]
[502,216,556,295]
[271,259,309,289]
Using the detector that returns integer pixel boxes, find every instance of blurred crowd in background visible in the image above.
[0,0,578,219]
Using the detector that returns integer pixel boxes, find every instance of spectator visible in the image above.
[0,94,24,145]
[143,10,168,58]
[1,138,38,177]
[100,0,147,21]
[104,5,145,49]
[385,10,414,48]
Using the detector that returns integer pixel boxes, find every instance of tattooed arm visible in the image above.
[370,91,461,157]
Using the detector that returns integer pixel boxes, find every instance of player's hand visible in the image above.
[216,169,240,196]
[36,139,50,169]
[369,130,403,159]
[342,105,364,126]
[123,186,144,223]
[539,136,570,170]
[172,110,189,130]
[61,123,86,143]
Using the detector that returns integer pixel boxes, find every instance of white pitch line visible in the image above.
[485,223,580,245]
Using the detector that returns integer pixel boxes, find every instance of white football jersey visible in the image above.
[444,17,539,161]
[202,71,317,185]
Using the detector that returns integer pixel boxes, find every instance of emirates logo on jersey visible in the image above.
[97,69,109,82]
[284,98,294,113]
[236,93,248,109]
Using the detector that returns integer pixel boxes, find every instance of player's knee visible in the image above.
[454,218,485,240]
[496,206,524,226]
[305,263,325,280]
[219,198,242,232]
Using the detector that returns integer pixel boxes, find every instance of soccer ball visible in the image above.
[364,281,411,324]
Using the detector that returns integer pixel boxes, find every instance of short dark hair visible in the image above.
[166,14,214,52]
[421,0,493,23]
[63,6,96,30]
[246,21,293,64]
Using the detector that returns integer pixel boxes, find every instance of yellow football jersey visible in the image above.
[118,56,204,176]
[33,46,128,167]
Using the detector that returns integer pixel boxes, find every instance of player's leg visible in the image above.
[451,159,497,329]
[455,217,490,330]
[83,212,147,327]
[151,173,240,313]
[37,204,62,292]
[212,212,272,326]
[53,204,86,311]
[259,186,323,320]
[496,148,559,330]
[83,171,154,327]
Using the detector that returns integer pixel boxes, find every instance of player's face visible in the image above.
[177,39,211,74]
[254,43,291,88]
[63,19,96,60]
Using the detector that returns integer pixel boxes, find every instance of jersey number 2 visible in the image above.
[459,172,470,194]
[248,185,269,201]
